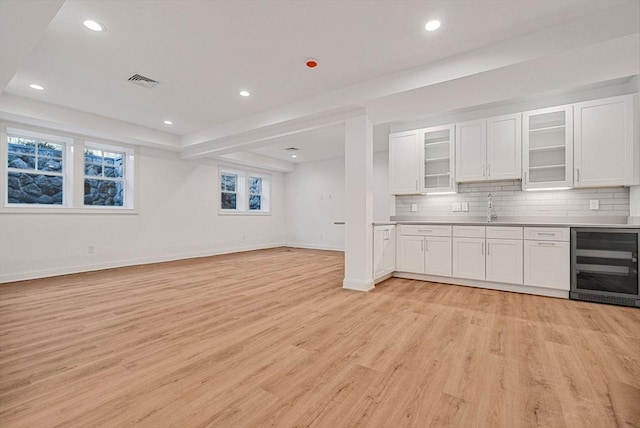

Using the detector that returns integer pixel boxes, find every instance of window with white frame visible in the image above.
[219,167,270,213]
[84,147,126,207]
[2,124,135,211]
[6,132,68,205]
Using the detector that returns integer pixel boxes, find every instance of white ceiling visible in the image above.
[1,0,639,167]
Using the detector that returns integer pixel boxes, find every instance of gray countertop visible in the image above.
[373,215,640,228]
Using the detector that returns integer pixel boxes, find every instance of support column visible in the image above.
[343,115,374,291]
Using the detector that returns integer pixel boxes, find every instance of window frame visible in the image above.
[0,122,137,215]
[218,166,271,215]
[83,142,134,209]
[4,128,72,208]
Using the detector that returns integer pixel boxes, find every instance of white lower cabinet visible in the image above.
[393,224,571,298]
[425,237,452,276]
[398,235,452,276]
[523,239,570,290]
[452,237,485,280]
[397,226,452,276]
[373,225,396,280]
[397,235,424,274]
[486,238,523,284]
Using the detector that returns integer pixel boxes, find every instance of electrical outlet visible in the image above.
[451,203,462,212]
[462,202,469,212]
[88,245,95,253]
[411,203,418,212]
[590,200,599,210]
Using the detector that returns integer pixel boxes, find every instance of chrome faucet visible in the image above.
[487,193,497,223]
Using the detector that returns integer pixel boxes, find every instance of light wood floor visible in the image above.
[1,248,639,428]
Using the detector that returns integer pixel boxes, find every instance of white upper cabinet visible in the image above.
[522,105,573,190]
[574,95,636,187]
[389,130,421,195]
[456,114,521,183]
[455,120,486,182]
[487,114,522,180]
[421,125,457,194]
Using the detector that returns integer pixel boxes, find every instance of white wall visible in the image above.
[283,151,391,251]
[0,147,286,282]
[284,157,346,251]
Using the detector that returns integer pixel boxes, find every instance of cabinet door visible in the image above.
[373,228,387,279]
[574,95,634,187]
[422,125,457,194]
[523,240,570,290]
[383,228,396,275]
[487,114,521,180]
[522,105,573,190]
[456,120,486,182]
[389,131,421,194]
[425,237,452,276]
[486,239,523,284]
[452,237,485,280]
[397,235,425,274]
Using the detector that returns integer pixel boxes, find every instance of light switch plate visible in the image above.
[451,203,462,212]
[462,202,469,212]
[411,203,418,212]
[590,200,599,210]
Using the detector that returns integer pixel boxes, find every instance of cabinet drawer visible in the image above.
[486,226,523,240]
[453,226,486,238]
[399,225,452,237]
[524,227,569,242]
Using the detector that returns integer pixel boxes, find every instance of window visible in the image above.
[248,176,262,210]
[220,173,238,210]
[2,124,135,212]
[219,168,270,214]
[6,134,66,205]
[84,148,125,206]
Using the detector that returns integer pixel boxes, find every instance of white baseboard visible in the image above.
[393,272,569,299]
[0,242,287,284]
[284,242,344,252]
[342,277,375,292]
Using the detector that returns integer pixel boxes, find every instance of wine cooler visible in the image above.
[571,228,639,307]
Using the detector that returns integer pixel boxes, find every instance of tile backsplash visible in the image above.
[396,180,630,218]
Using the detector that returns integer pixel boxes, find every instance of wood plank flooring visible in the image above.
[1,247,639,427]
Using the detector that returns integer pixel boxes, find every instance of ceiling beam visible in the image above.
[0,0,65,92]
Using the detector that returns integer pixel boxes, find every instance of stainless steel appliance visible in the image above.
[571,228,639,307]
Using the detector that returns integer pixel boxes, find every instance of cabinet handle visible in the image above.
[577,168,580,183]
[482,165,486,177]
[537,242,556,247]
[537,232,555,236]
[426,240,429,251]
[487,242,490,256]
[488,164,491,177]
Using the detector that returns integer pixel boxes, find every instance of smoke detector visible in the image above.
[127,74,159,89]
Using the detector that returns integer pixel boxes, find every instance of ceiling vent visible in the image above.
[127,74,159,89]
[285,147,299,151]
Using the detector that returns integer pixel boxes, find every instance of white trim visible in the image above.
[393,271,569,299]
[0,242,286,284]
[285,243,344,252]
[342,277,375,292]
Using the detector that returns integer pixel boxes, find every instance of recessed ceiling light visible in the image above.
[29,84,44,91]
[239,90,250,97]
[291,154,297,158]
[425,20,441,31]
[83,20,104,32]
[163,120,173,125]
